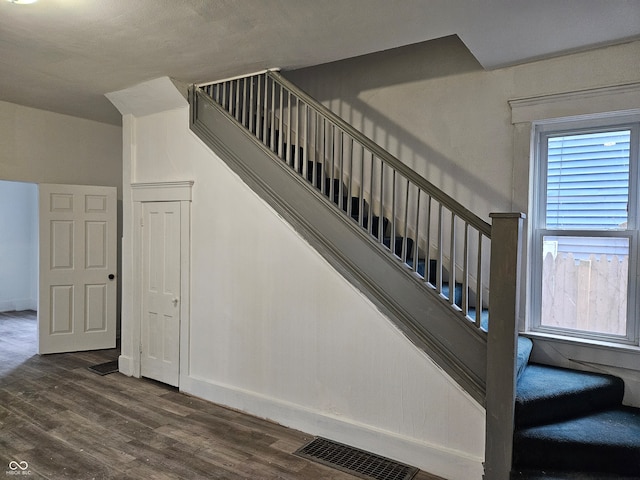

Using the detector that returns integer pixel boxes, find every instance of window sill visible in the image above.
[521,330,640,373]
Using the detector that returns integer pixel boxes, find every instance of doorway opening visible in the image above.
[0,180,119,356]
[0,180,38,372]
[0,180,38,314]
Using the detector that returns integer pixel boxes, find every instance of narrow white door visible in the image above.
[38,184,117,354]
[140,201,181,386]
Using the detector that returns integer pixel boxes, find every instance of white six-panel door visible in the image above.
[38,184,117,354]
[140,201,181,386]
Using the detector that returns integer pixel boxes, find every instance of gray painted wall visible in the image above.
[0,99,122,192]
[284,36,640,221]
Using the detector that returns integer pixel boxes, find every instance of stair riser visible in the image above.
[513,439,640,476]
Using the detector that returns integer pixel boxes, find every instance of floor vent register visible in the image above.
[294,437,418,480]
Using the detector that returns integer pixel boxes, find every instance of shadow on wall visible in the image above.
[283,35,512,218]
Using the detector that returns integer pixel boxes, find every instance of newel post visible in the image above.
[484,212,525,480]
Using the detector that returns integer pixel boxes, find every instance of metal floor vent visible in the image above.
[294,437,419,480]
[87,360,119,376]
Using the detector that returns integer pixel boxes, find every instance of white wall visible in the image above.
[115,84,486,479]
[0,100,122,189]
[0,180,37,312]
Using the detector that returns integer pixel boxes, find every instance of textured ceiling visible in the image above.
[1,0,639,125]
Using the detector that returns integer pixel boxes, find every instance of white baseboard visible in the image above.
[0,299,36,312]
[118,355,136,377]
[180,374,484,480]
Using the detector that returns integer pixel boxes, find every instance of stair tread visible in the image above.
[433,283,488,330]
[465,306,488,331]
[513,406,640,476]
[515,364,624,428]
[382,236,414,259]
[403,259,491,330]
[515,406,640,447]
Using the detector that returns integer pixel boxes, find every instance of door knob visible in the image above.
[172,298,179,306]
[108,274,115,280]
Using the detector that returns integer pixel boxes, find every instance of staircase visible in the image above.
[190,69,500,407]
[188,69,639,479]
[513,338,640,479]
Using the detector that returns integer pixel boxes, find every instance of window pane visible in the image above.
[541,236,628,336]
[546,130,630,230]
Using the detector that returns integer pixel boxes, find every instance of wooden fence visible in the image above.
[541,252,628,335]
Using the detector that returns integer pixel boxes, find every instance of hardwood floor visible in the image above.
[0,311,443,480]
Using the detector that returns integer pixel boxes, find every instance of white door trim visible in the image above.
[132,181,194,202]
[130,181,192,381]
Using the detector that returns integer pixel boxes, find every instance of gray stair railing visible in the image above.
[193,69,525,480]
[198,70,492,331]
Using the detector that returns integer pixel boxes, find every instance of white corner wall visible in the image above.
[0,180,37,312]
[116,87,485,479]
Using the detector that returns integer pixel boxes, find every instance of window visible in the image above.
[532,116,640,344]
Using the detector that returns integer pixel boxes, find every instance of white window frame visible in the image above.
[531,116,640,345]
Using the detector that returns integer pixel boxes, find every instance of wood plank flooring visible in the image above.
[0,311,443,480]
